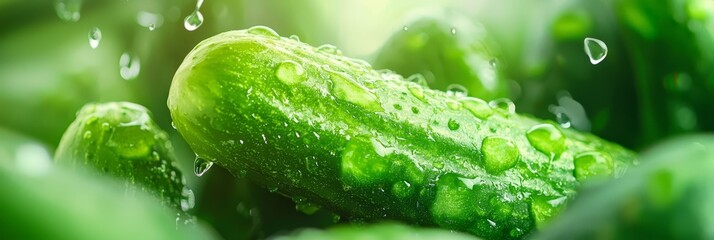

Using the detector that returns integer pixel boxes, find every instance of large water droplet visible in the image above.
[275,60,306,85]
[194,156,213,177]
[247,26,280,38]
[325,67,383,112]
[526,124,566,157]
[54,0,81,22]
[481,137,520,174]
[88,27,101,49]
[573,151,614,181]
[460,97,494,119]
[447,118,460,130]
[489,98,516,114]
[183,10,204,31]
[583,37,607,65]
[180,187,195,211]
[119,52,141,80]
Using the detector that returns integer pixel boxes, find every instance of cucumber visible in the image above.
[0,160,214,240]
[535,135,714,239]
[55,102,190,215]
[272,222,479,240]
[168,26,636,239]
[373,14,509,100]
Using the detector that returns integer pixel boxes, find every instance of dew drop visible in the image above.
[460,97,494,119]
[119,52,141,80]
[489,98,516,114]
[526,124,566,157]
[83,130,92,140]
[325,67,383,112]
[183,10,204,31]
[447,118,460,130]
[573,151,614,181]
[411,106,420,114]
[88,27,101,49]
[481,137,520,174]
[289,34,301,42]
[247,26,280,38]
[171,121,177,129]
[193,156,213,177]
[583,37,608,65]
[180,187,195,211]
[275,60,306,85]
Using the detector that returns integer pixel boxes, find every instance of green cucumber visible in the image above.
[55,102,190,214]
[536,135,714,239]
[272,222,479,240]
[168,26,636,239]
[373,14,508,100]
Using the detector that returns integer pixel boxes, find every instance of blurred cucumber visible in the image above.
[0,156,215,239]
[373,14,509,101]
[535,135,714,239]
[54,102,189,214]
[271,222,480,240]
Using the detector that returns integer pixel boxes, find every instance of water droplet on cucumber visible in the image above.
[317,44,342,55]
[275,60,306,85]
[526,124,566,157]
[324,67,383,112]
[193,156,213,177]
[407,82,426,101]
[247,26,280,38]
[489,98,516,114]
[447,118,460,130]
[573,151,613,181]
[460,97,494,119]
[446,84,468,97]
[406,74,428,87]
[481,137,520,174]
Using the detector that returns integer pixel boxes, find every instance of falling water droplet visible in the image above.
[583,37,608,65]
[193,156,213,177]
[119,52,141,80]
[275,60,306,85]
[54,0,81,22]
[88,27,101,49]
[136,11,164,31]
[450,28,457,35]
[180,187,195,211]
[184,10,204,31]
[403,26,409,31]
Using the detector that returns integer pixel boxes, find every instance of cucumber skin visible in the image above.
[55,102,187,212]
[168,28,636,239]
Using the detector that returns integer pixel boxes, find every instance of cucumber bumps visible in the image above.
[168,26,636,239]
